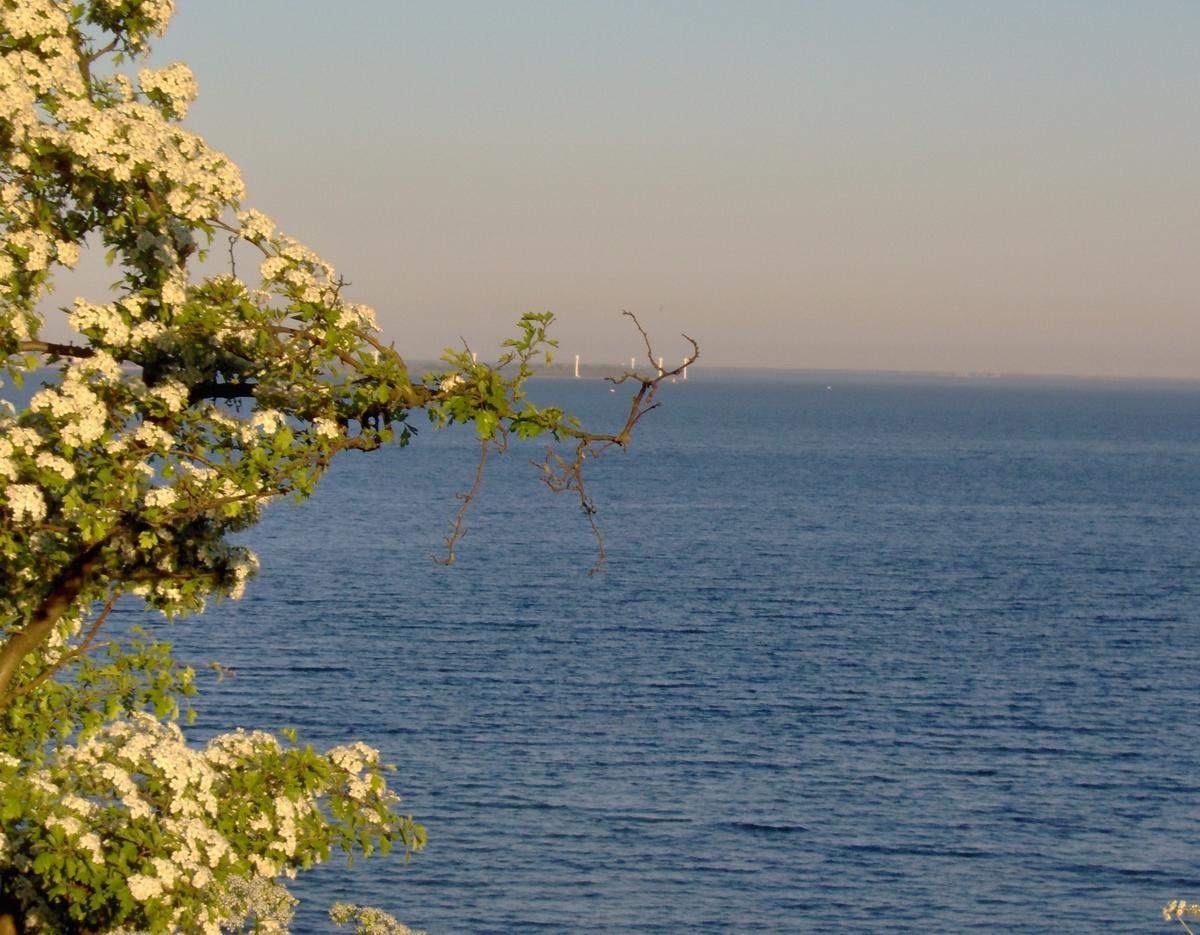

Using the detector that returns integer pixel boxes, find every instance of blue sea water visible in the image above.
[113,373,1200,934]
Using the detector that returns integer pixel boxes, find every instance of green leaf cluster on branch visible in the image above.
[0,1,696,933]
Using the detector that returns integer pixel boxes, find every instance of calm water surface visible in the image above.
[117,374,1200,934]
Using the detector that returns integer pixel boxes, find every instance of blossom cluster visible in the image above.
[1165,899,1199,923]
[330,902,427,935]
[29,369,108,447]
[138,61,198,118]
[3,483,46,524]
[1,713,416,934]
[0,0,433,634]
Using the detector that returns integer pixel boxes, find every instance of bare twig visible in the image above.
[527,311,699,573]
[206,661,237,682]
[627,310,656,370]
[534,440,607,574]
[435,438,491,566]
[208,217,273,259]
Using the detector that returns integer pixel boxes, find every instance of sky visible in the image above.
[89,1,1200,378]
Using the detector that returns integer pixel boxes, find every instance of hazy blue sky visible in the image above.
[140,1,1198,378]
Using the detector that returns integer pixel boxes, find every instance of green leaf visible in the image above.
[474,409,498,439]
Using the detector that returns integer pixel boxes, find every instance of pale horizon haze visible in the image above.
[68,1,1200,379]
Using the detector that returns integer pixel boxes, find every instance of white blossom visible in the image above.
[134,422,175,450]
[336,303,379,331]
[161,269,188,306]
[35,452,75,480]
[55,240,81,268]
[313,417,340,438]
[60,793,98,817]
[138,62,197,117]
[6,427,40,453]
[328,741,380,774]
[145,487,177,508]
[130,320,166,346]
[127,873,164,902]
[69,299,131,345]
[75,348,124,382]
[259,256,288,280]
[240,409,285,443]
[237,209,274,242]
[45,814,82,837]
[5,483,47,524]
[78,833,105,865]
[150,379,189,413]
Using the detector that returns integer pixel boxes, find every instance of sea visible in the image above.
[84,372,1200,932]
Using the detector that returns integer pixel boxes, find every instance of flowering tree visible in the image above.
[0,2,695,932]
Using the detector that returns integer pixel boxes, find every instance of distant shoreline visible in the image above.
[10,358,1199,391]
[406,359,1200,389]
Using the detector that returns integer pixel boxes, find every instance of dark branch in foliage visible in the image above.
[188,380,259,403]
[17,340,96,359]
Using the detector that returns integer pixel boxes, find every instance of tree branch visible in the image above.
[0,540,107,701]
[0,590,119,709]
[17,340,96,359]
[529,312,699,573]
[188,380,258,403]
